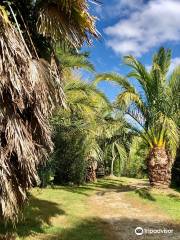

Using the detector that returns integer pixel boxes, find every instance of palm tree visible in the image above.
[52,77,111,184]
[96,114,130,176]
[36,0,99,48]
[95,48,180,188]
[54,78,131,180]
[0,1,98,222]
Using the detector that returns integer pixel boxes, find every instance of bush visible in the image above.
[125,137,148,178]
[53,125,87,185]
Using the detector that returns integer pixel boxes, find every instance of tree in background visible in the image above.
[126,136,148,178]
[97,114,131,177]
[95,48,180,188]
[0,0,98,222]
[52,76,110,184]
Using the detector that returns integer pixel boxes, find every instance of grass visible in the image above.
[127,187,180,221]
[0,186,106,240]
[0,177,180,239]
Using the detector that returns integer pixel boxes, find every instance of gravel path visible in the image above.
[88,180,180,240]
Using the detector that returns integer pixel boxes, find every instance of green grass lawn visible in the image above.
[0,184,108,240]
[127,187,180,221]
[0,178,180,240]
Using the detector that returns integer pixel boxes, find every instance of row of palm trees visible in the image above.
[54,47,179,189]
[0,0,179,224]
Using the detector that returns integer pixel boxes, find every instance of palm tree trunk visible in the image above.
[110,157,115,176]
[86,158,97,182]
[148,147,172,188]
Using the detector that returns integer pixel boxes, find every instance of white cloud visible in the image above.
[114,0,144,11]
[169,57,180,73]
[104,0,180,56]
[106,0,144,17]
[94,0,144,19]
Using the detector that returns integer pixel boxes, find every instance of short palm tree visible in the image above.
[100,115,130,176]
[95,48,180,188]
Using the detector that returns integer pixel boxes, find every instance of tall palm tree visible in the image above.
[95,48,180,188]
[0,1,98,222]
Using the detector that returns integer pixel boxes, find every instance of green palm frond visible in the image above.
[152,47,171,76]
[65,80,111,110]
[56,48,95,72]
[116,90,146,113]
[124,55,151,94]
[94,72,134,91]
[164,116,179,158]
[115,142,128,162]
[168,65,180,115]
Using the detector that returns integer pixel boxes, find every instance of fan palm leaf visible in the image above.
[37,0,99,48]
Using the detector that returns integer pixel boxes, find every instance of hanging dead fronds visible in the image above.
[0,7,65,222]
[37,0,100,48]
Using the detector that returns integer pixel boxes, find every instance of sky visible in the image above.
[82,0,180,101]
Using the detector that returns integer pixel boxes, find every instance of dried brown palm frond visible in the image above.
[37,0,100,48]
[0,7,65,222]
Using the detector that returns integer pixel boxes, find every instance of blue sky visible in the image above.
[81,0,180,101]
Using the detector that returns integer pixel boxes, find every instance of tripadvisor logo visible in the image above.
[135,227,174,235]
[135,227,144,236]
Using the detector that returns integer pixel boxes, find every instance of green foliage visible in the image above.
[95,48,180,186]
[56,48,95,72]
[38,158,56,188]
[125,137,148,178]
[95,48,180,159]
[51,74,112,184]
[53,117,87,185]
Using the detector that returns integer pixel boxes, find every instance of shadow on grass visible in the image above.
[54,178,150,197]
[135,188,156,201]
[168,194,180,201]
[10,216,180,240]
[0,195,65,239]
[53,179,127,196]
[33,217,116,240]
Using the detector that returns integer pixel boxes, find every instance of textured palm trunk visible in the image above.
[148,147,172,188]
[86,158,97,182]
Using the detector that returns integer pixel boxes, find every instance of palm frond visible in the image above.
[94,72,134,91]
[0,8,65,222]
[56,48,95,72]
[152,47,171,76]
[164,116,179,158]
[124,55,151,100]
[65,80,111,110]
[37,0,99,48]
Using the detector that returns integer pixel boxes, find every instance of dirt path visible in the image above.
[88,179,180,240]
